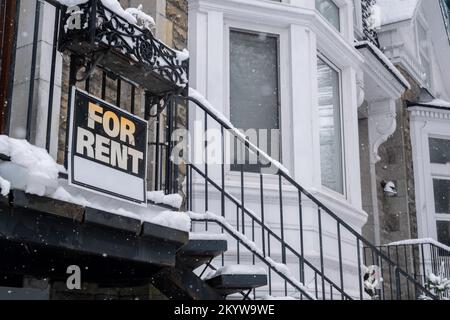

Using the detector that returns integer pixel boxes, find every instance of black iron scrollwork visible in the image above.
[361,0,380,48]
[61,1,188,88]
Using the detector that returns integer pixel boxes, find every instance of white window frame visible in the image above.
[224,20,292,184]
[317,52,347,198]
[429,135,450,245]
[315,0,343,32]
[352,0,363,36]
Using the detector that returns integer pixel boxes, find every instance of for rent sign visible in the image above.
[68,87,148,204]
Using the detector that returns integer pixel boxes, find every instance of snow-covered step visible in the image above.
[177,233,228,270]
[205,265,268,297]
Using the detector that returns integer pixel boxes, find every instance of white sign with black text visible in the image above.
[68,87,148,205]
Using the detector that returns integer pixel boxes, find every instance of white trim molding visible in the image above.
[409,105,450,241]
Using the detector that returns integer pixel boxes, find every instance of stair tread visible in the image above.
[176,238,228,270]
[206,273,268,296]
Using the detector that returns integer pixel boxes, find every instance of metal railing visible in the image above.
[361,0,380,47]
[371,240,450,298]
[166,95,438,300]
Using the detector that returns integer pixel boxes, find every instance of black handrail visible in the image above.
[174,94,438,300]
[188,163,352,300]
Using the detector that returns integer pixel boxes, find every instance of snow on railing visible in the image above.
[387,238,450,254]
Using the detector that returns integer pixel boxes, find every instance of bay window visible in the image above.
[430,137,450,246]
[229,29,281,172]
[316,0,341,31]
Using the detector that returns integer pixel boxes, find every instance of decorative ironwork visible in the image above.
[60,0,188,91]
[361,0,380,48]
[439,0,450,44]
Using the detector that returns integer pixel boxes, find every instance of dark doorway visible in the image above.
[0,0,18,134]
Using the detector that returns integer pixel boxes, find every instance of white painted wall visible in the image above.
[188,0,367,298]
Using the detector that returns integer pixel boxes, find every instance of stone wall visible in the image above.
[360,67,421,246]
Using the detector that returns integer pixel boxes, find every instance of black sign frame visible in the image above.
[68,87,148,205]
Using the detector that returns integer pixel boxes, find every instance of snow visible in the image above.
[0,135,191,232]
[188,88,290,175]
[57,0,138,25]
[0,135,65,196]
[388,238,450,253]
[189,233,228,241]
[188,211,315,300]
[0,176,10,196]
[51,186,90,207]
[56,0,89,6]
[420,99,450,108]
[175,49,190,62]
[262,295,298,300]
[422,262,450,300]
[147,191,183,209]
[356,40,411,90]
[205,265,267,280]
[125,5,155,30]
[375,0,420,26]
[150,211,191,232]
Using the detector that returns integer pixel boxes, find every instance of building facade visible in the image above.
[0,0,448,300]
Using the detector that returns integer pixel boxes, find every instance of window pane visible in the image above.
[230,30,280,172]
[437,221,450,247]
[318,57,344,194]
[433,179,450,214]
[316,0,340,31]
[429,138,450,164]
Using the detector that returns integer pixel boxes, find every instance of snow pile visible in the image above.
[188,88,289,175]
[58,0,138,25]
[0,176,10,197]
[125,5,155,30]
[51,186,91,207]
[0,135,65,196]
[188,211,315,300]
[151,211,191,232]
[262,296,298,300]
[205,265,267,280]
[356,40,411,90]
[420,262,450,300]
[147,191,183,209]
[375,0,420,26]
[57,0,89,6]
[420,99,450,109]
[0,135,191,232]
[175,49,190,62]
[189,233,228,241]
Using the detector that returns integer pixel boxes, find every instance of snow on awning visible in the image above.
[355,40,411,90]
[407,87,450,110]
[375,0,420,26]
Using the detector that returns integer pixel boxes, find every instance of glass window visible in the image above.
[317,56,344,194]
[437,221,450,246]
[229,29,280,172]
[429,138,450,164]
[433,179,450,214]
[417,22,432,86]
[316,0,341,31]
